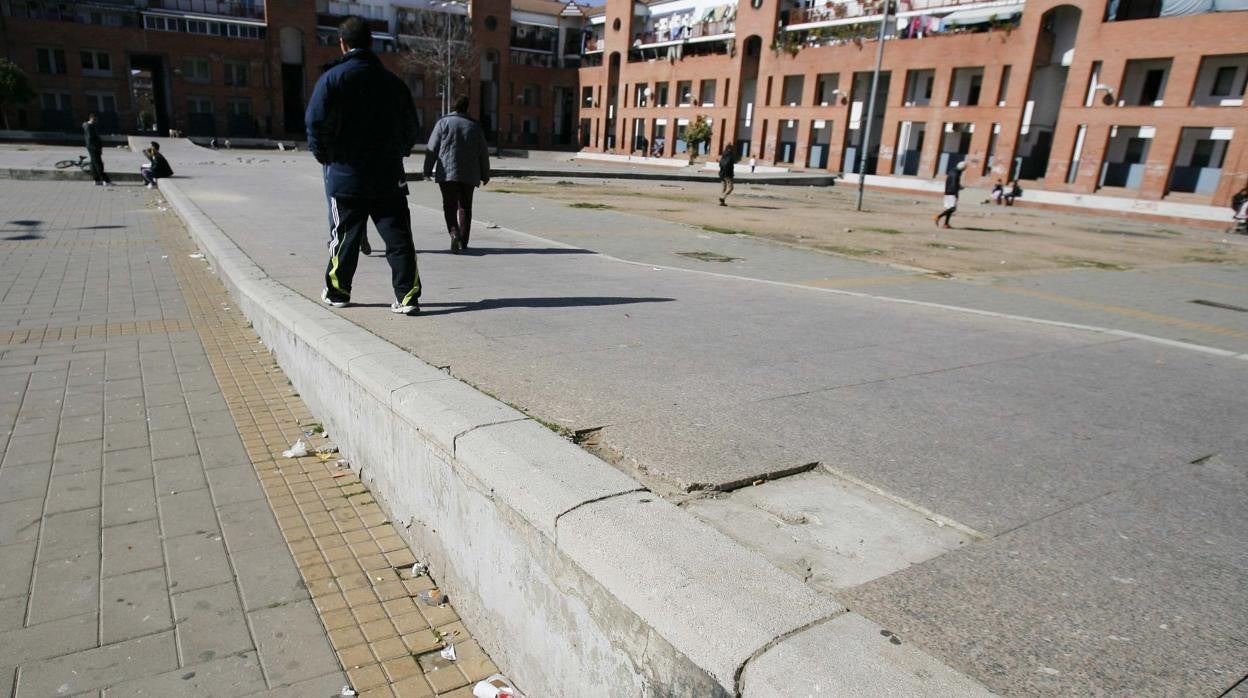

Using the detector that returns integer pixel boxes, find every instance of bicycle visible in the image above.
[54,155,91,172]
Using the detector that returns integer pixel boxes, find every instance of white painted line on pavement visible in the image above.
[478,215,1248,363]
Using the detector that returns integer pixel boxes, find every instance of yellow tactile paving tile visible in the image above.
[153,201,502,696]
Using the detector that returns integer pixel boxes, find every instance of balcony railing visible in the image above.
[634,18,735,46]
[149,0,264,20]
[786,0,1016,26]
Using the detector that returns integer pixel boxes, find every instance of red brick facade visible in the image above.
[0,0,581,150]
[3,0,1245,204]
[578,0,1248,205]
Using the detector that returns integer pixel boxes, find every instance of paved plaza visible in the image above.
[1,141,1247,696]
[0,182,499,697]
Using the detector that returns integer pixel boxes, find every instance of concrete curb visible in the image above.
[155,177,995,696]
[0,167,143,183]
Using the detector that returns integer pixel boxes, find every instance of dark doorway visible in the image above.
[129,54,170,134]
[282,63,305,135]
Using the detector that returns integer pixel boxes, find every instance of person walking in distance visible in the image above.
[718,142,736,206]
[82,114,112,186]
[424,95,491,254]
[306,16,422,314]
[934,160,967,228]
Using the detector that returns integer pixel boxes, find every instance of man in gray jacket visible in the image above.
[423,95,490,253]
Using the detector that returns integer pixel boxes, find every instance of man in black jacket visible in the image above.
[306,16,421,315]
[140,141,174,189]
[718,142,736,206]
[82,114,112,186]
[934,160,966,228]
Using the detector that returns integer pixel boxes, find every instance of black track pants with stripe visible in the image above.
[323,194,421,306]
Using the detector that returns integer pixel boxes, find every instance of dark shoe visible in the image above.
[450,233,462,254]
[361,238,372,256]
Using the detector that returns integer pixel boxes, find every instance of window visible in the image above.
[1106,0,1162,21]
[1191,55,1248,106]
[948,67,984,106]
[677,80,693,105]
[80,51,111,76]
[40,92,71,111]
[781,76,803,106]
[227,99,251,116]
[184,57,210,84]
[36,48,67,75]
[188,97,213,114]
[410,78,425,100]
[224,61,248,87]
[903,69,934,106]
[1211,66,1236,95]
[997,65,1011,106]
[1084,61,1103,106]
[699,79,716,107]
[521,85,541,107]
[634,83,648,107]
[187,19,210,34]
[85,93,116,114]
[656,82,669,107]
[1120,58,1172,106]
[815,73,839,106]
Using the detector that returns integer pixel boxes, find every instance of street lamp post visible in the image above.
[855,1,891,212]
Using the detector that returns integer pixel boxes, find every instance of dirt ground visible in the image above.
[489,176,1248,275]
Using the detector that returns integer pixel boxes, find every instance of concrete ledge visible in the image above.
[742,612,995,697]
[0,167,142,183]
[157,177,993,695]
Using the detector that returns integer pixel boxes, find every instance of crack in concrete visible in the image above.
[552,488,648,545]
[686,461,822,494]
[733,610,846,698]
[448,416,530,455]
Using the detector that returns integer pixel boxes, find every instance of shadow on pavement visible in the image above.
[413,247,594,256]
[362,295,677,316]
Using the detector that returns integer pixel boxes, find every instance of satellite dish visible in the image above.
[643,87,651,97]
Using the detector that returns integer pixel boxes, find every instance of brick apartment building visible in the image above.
[0,0,586,148]
[579,0,1248,205]
[2,0,1246,205]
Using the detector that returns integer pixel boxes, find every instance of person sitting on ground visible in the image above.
[1231,185,1248,234]
[990,180,1004,205]
[1004,179,1022,206]
[140,142,174,189]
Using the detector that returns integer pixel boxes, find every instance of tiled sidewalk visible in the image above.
[0,182,499,697]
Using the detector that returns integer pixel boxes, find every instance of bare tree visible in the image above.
[396,7,477,116]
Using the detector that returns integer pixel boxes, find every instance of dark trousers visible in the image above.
[438,182,475,246]
[88,149,110,184]
[323,194,420,306]
[141,167,156,186]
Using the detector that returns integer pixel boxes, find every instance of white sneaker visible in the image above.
[146,183,155,189]
[390,301,419,316]
[321,288,348,308]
